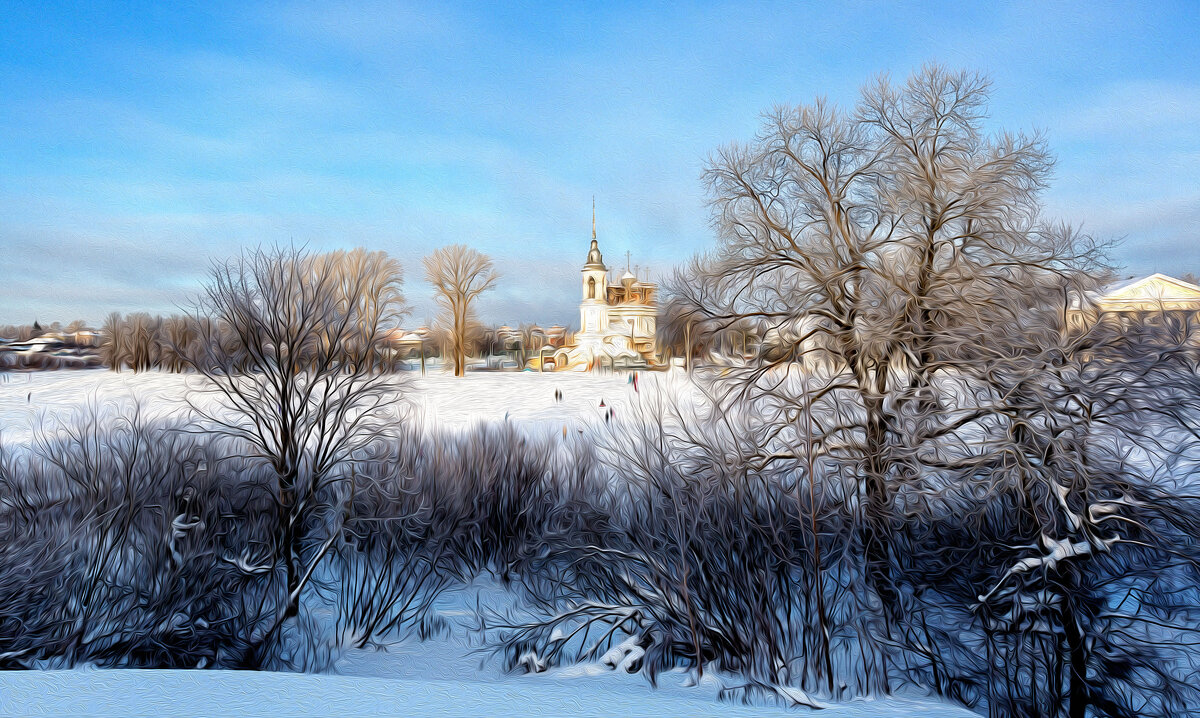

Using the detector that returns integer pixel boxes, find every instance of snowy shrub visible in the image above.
[0,405,278,669]
[488,390,843,688]
[0,409,575,671]
[320,419,572,656]
[349,421,566,579]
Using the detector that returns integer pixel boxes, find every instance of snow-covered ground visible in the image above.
[0,581,974,717]
[0,369,975,717]
[0,368,667,444]
[0,665,972,717]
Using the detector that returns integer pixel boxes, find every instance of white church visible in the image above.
[552,209,659,371]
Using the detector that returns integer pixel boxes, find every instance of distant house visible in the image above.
[1069,273,1200,335]
[498,324,565,353]
[543,325,568,348]
[495,325,520,344]
[10,336,65,353]
[69,329,103,347]
[387,327,431,348]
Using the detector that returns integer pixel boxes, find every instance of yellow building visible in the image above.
[1070,273,1200,333]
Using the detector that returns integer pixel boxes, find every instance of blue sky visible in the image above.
[2,1,1199,327]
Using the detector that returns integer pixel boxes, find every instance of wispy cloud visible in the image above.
[1040,79,1200,274]
[2,2,1199,324]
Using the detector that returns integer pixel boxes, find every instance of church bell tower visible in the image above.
[580,198,609,336]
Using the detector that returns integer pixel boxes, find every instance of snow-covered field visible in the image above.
[0,369,974,717]
[0,368,664,444]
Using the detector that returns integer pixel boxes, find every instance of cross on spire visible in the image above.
[591,196,596,240]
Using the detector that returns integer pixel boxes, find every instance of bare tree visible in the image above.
[184,245,406,660]
[126,313,159,372]
[423,244,499,377]
[159,315,198,373]
[100,312,129,371]
[677,65,1115,699]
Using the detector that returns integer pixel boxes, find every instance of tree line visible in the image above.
[98,244,501,377]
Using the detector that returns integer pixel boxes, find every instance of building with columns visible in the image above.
[1068,273,1200,338]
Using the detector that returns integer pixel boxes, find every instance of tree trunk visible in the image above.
[1061,599,1090,718]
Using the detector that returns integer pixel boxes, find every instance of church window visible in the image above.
[588,277,596,299]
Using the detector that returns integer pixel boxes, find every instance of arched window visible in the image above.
[588,277,596,299]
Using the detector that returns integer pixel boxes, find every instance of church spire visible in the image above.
[584,196,605,268]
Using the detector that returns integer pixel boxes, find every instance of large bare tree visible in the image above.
[184,245,406,656]
[677,65,1115,698]
[668,65,1200,717]
[423,244,499,377]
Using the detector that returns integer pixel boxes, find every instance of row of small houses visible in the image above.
[388,324,570,352]
[386,324,573,372]
[0,321,574,373]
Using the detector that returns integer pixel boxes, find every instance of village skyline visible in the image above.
[4,2,1200,328]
